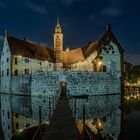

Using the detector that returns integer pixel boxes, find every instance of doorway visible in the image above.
[60,82,66,97]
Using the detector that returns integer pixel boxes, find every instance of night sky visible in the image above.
[0,0,140,65]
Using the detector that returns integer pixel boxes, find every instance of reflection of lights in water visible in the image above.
[98,120,102,127]
[91,118,103,130]
[134,95,137,99]
[126,96,130,100]
[130,94,133,97]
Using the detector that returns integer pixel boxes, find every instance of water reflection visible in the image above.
[1,93,121,139]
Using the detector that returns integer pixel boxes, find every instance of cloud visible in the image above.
[24,1,47,15]
[101,6,122,17]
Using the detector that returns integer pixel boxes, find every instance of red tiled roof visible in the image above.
[7,36,54,62]
[6,24,123,64]
[81,42,99,58]
[62,42,99,65]
[62,48,85,65]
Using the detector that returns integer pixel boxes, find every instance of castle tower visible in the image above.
[53,17,63,63]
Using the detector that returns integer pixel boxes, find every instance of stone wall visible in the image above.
[9,71,121,138]
[11,75,32,116]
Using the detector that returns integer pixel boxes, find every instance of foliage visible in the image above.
[124,99,140,113]
[124,62,140,83]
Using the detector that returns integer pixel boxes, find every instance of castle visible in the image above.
[0,19,123,140]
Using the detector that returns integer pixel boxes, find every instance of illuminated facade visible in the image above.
[0,21,123,140]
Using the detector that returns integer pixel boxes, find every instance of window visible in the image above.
[49,63,51,67]
[16,123,19,129]
[15,69,18,76]
[15,113,18,118]
[103,117,106,122]
[15,57,17,65]
[7,111,10,119]
[8,125,10,129]
[7,58,9,62]
[2,70,4,77]
[3,110,4,116]
[25,69,29,75]
[7,68,9,76]
[103,65,106,72]
[24,58,29,63]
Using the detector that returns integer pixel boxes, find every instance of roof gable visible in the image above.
[98,25,124,55]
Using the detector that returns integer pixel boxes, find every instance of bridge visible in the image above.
[42,96,81,140]
[10,92,117,140]
[11,92,82,140]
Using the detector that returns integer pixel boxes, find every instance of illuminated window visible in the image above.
[15,57,17,65]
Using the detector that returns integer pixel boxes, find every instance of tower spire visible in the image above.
[55,16,62,33]
[57,16,59,25]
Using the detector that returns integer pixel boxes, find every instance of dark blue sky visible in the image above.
[0,0,140,65]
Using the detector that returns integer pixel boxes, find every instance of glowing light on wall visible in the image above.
[17,55,22,58]
[66,48,69,51]
[98,61,102,66]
